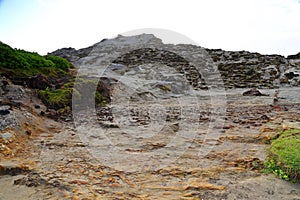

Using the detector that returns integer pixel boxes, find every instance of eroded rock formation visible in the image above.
[50,34,300,90]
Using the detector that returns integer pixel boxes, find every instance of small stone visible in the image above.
[0,131,15,144]
[25,130,32,136]
[0,161,29,176]
[261,115,270,121]
[0,110,10,115]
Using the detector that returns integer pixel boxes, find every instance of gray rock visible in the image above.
[0,106,10,116]
[0,108,17,131]
[0,130,15,144]
[50,34,300,90]
[242,88,269,96]
[6,85,25,100]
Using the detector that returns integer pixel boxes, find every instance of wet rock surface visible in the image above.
[1,35,300,199]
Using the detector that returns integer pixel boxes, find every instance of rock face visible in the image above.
[48,41,103,64]
[207,49,300,88]
[287,52,300,60]
[50,34,300,90]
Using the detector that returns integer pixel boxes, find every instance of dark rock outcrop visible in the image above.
[0,78,9,95]
[27,74,51,89]
[206,49,300,88]
[48,40,107,64]
[287,52,300,60]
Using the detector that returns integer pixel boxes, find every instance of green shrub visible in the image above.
[265,129,300,182]
[38,79,108,111]
[39,87,74,110]
[264,158,290,180]
[44,55,72,70]
[0,41,72,77]
[0,42,30,69]
[18,50,55,69]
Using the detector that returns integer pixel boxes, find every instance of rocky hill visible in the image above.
[50,34,300,90]
[1,35,299,199]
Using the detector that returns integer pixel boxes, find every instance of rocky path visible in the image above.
[1,85,300,199]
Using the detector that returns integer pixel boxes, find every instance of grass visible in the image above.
[38,78,109,111]
[39,87,74,110]
[265,128,300,182]
[264,158,290,181]
[0,66,67,78]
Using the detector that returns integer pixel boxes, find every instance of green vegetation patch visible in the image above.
[1,41,110,118]
[0,41,72,78]
[39,78,109,111]
[68,77,109,108]
[44,55,72,70]
[265,128,300,182]
[38,87,74,110]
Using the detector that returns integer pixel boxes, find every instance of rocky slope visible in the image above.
[1,34,300,199]
[1,76,300,199]
[51,34,300,90]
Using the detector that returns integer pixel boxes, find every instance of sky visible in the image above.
[0,0,300,56]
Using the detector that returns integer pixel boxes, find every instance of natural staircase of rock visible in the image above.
[113,48,205,89]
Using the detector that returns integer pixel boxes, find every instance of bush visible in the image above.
[265,129,300,182]
[0,41,72,77]
[44,55,72,70]
[39,87,74,110]
[0,42,30,69]
[264,158,290,180]
[38,78,109,112]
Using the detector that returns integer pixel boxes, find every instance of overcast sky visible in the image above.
[0,0,300,56]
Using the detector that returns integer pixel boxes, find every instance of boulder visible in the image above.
[0,107,17,130]
[242,88,268,96]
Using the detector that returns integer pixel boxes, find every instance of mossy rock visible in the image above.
[38,87,74,110]
[38,78,110,111]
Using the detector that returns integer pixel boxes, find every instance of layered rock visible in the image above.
[207,49,300,88]
[50,34,300,90]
